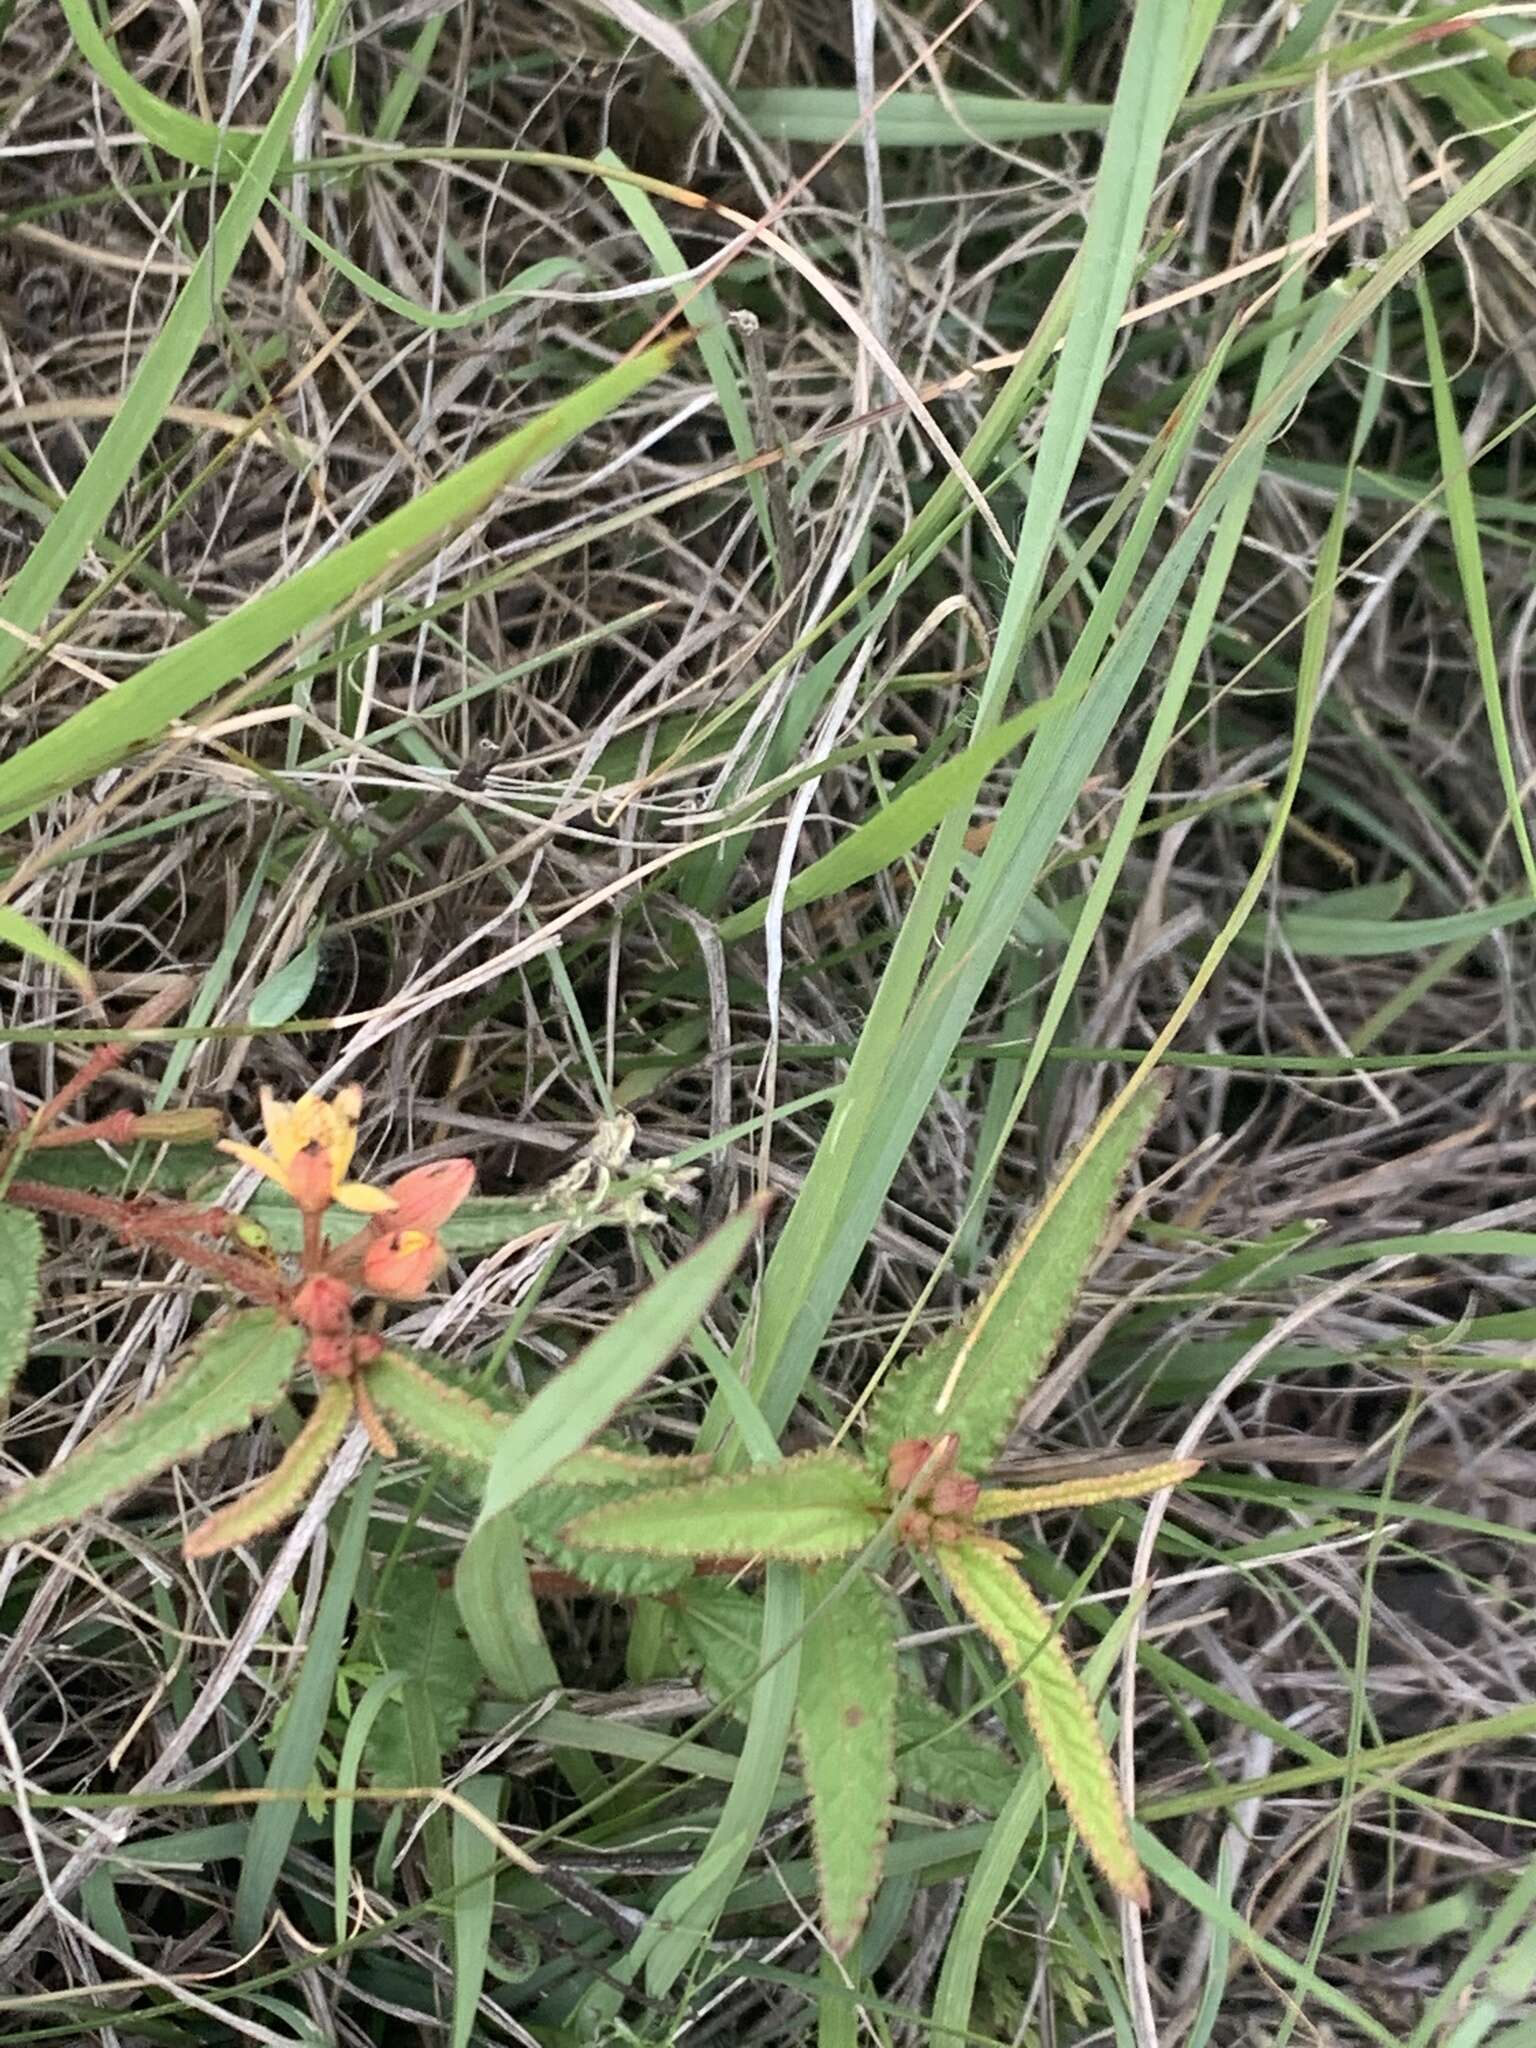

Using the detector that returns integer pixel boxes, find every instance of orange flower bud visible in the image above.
[887,1438,936,1495]
[307,1333,354,1379]
[293,1272,355,1338]
[887,1433,960,1497]
[362,1227,446,1300]
[380,1158,474,1233]
[930,1472,980,1520]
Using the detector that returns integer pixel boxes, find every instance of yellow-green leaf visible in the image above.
[866,1086,1163,1473]
[183,1380,352,1559]
[975,1457,1202,1521]
[367,1351,506,1468]
[795,1568,898,1953]
[0,1309,303,1545]
[563,1451,882,1564]
[939,1539,1148,1908]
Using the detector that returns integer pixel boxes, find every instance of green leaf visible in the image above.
[519,1478,696,1596]
[0,339,684,829]
[563,1452,882,1564]
[183,1382,353,1558]
[0,905,93,995]
[939,1540,1147,1908]
[367,1563,483,1792]
[0,1206,43,1412]
[246,934,323,1029]
[673,1579,765,1711]
[795,1568,898,1953]
[234,1469,377,1949]
[894,1692,1015,1815]
[865,1085,1162,1473]
[0,1309,303,1545]
[367,1351,506,1468]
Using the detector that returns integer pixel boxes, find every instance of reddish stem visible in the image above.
[6,1181,290,1306]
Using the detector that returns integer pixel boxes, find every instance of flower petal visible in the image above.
[382,1158,475,1232]
[327,1084,364,1181]
[218,1139,292,1192]
[333,1180,397,1215]
[258,1087,297,1164]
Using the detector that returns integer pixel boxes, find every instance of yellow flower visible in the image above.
[218,1086,396,1216]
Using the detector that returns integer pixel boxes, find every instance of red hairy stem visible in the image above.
[6,1181,290,1306]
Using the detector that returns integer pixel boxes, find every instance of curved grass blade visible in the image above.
[975,1457,1202,1521]
[562,1451,881,1564]
[864,1085,1161,1472]
[183,1381,353,1559]
[940,1538,1147,1908]
[0,1309,303,1545]
[59,0,257,168]
[795,1567,898,1953]
[0,1207,43,1412]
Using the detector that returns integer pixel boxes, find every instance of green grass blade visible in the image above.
[634,1565,804,1996]
[452,1491,559,1700]
[716,698,1055,945]
[0,0,343,696]
[735,0,1195,1444]
[795,1567,898,1953]
[183,1381,352,1558]
[1136,1829,1402,2047]
[0,340,683,829]
[0,905,93,995]
[596,147,774,562]
[451,1774,502,2048]
[233,1466,377,1949]
[58,0,255,167]
[1417,270,1536,896]
[0,1207,43,1412]
[0,1309,302,1544]
[332,1669,406,1943]
[864,1086,1161,1471]
[940,1541,1146,1907]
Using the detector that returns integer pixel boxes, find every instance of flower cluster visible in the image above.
[886,1434,985,1550]
[219,1089,474,1439]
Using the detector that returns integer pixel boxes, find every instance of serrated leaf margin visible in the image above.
[939,1539,1148,1909]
